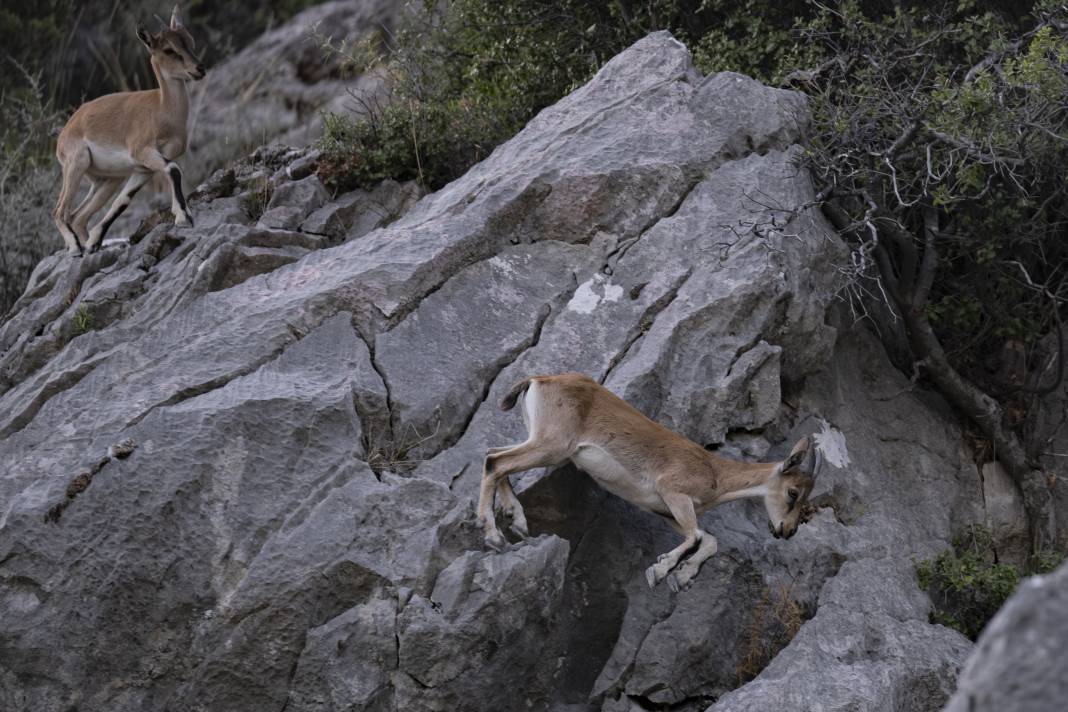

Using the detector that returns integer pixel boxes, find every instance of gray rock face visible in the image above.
[709,559,971,712]
[0,32,991,711]
[186,0,405,184]
[943,561,1068,712]
[395,535,569,712]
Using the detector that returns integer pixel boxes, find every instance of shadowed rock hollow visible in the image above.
[1,32,998,712]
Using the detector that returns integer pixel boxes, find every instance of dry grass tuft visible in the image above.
[736,583,807,685]
[360,422,438,475]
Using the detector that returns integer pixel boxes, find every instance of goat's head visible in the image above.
[136,5,205,81]
[764,436,820,540]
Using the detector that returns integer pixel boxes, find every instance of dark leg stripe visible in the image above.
[65,221,83,249]
[168,166,187,212]
[98,201,129,241]
[98,183,144,242]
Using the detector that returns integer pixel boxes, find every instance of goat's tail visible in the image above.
[499,377,534,411]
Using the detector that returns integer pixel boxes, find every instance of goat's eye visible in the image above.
[164,48,178,56]
[787,488,799,504]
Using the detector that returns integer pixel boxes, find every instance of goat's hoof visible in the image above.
[645,565,659,589]
[484,531,507,552]
[509,522,529,539]
[667,573,680,594]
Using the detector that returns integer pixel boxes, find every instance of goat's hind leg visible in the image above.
[496,477,529,538]
[88,173,149,249]
[53,147,91,256]
[73,178,122,252]
[479,441,564,550]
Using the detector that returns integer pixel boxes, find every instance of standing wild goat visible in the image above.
[53,5,205,256]
[479,373,822,591]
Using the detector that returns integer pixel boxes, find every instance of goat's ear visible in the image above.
[782,436,812,473]
[136,22,154,49]
[783,450,805,472]
[170,4,183,30]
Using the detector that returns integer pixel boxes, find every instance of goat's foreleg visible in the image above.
[646,491,701,588]
[666,531,718,593]
[137,149,193,227]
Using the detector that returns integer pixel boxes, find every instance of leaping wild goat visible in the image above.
[53,5,205,257]
[479,373,822,592]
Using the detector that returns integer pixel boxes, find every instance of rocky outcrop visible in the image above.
[943,561,1068,712]
[185,0,404,184]
[1,32,985,711]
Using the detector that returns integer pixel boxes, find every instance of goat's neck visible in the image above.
[150,58,190,127]
[706,455,778,503]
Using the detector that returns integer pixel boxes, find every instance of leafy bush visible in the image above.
[800,1,1068,550]
[916,525,1063,639]
[316,0,815,193]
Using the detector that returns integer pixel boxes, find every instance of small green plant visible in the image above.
[915,524,1065,640]
[71,303,93,335]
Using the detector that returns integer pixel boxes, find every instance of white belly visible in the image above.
[571,444,664,512]
[87,141,140,176]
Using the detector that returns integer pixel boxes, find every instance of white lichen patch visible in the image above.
[567,273,624,314]
[814,419,850,469]
[488,255,519,278]
[7,590,41,614]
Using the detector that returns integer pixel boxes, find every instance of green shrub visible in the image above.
[916,525,1064,639]
[315,0,816,194]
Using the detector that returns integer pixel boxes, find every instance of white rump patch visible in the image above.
[568,273,624,314]
[813,419,850,469]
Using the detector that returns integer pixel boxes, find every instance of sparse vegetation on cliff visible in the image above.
[917,525,1064,639]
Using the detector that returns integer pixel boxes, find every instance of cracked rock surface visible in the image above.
[0,33,991,711]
